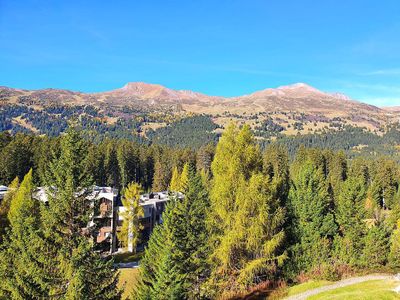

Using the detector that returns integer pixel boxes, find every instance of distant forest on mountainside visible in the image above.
[2,101,400,160]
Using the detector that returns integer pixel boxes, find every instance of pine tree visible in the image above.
[151,251,185,300]
[199,168,211,192]
[134,225,166,300]
[288,159,337,274]
[135,167,210,299]
[133,202,185,300]
[196,143,214,174]
[169,166,181,192]
[117,141,129,189]
[41,129,121,299]
[140,147,155,191]
[85,143,105,186]
[117,141,141,189]
[0,170,52,298]
[209,124,261,225]
[263,143,290,204]
[334,177,366,266]
[33,135,57,186]
[103,140,120,188]
[361,223,390,269]
[348,157,370,186]
[327,150,347,203]
[0,177,19,244]
[371,158,398,209]
[169,166,210,298]
[118,182,144,252]
[365,182,381,220]
[0,134,33,185]
[152,159,168,192]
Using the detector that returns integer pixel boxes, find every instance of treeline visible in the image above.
[134,124,400,299]
[0,131,214,192]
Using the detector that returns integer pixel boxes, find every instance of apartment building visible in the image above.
[33,186,179,253]
[117,191,183,252]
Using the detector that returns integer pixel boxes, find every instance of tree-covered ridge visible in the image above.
[2,101,400,158]
[264,124,400,160]
[0,103,219,146]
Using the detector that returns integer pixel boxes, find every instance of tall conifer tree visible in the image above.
[287,159,337,274]
[135,167,210,299]
[0,170,52,298]
[206,124,286,297]
[42,128,121,299]
[334,177,366,266]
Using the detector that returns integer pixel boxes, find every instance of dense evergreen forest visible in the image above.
[1,119,400,189]
[1,124,400,299]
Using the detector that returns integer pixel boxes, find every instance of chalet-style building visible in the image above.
[118,191,183,252]
[32,186,180,253]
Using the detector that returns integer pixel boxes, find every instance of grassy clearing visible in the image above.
[113,251,143,263]
[307,279,399,300]
[118,268,139,300]
[286,280,333,296]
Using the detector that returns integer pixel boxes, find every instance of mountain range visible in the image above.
[1,81,394,112]
[1,82,399,135]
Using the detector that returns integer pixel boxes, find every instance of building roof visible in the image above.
[33,186,119,203]
[139,191,183,206]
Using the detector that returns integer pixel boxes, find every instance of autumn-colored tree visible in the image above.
[179,162,189,192]
[206,124,286,297]
[169,166,181,192]
[118,182,144,252]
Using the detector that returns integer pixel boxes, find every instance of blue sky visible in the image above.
[1,0,399,106]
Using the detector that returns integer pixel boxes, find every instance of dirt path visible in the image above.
[284,274,394,300]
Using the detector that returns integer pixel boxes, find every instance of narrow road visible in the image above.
[115,261,139,269]
[284,274,394,300]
